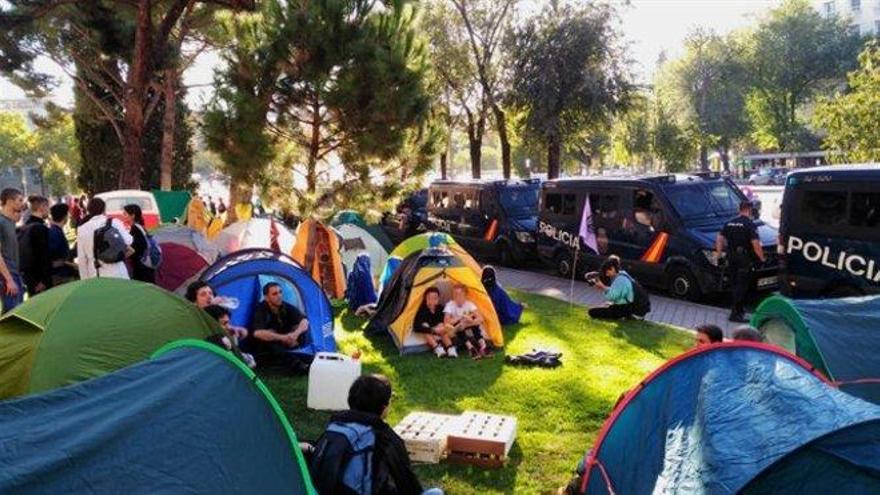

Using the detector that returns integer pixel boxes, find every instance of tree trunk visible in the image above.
[492,105,511,179]
[699,143,709,172]
[465,108,484,179]
[719,146,731,173]
[439,152,448,180]
[119,0,153,190]
[159,70,177,191]
[226,177,251,225]
[547,134,561,180]
[307,96,321,194]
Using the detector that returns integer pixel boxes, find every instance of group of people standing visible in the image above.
[0,188,159,314]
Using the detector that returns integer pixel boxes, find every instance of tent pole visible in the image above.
[570,247,579,308]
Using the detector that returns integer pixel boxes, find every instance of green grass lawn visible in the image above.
[261,290,692,494]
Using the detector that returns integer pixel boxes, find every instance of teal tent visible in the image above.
[331,209,394,251]
[0,340,315,494]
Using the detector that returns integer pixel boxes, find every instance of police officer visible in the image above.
[715,200,765,323]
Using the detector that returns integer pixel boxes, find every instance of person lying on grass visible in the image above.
[444,284,490,359]
[413,286,457,358]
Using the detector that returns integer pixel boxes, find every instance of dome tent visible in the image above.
[573,343,880,494]
[0,279,222,399]
[368,247,503,354]
[151,224,220,292]
[378,232,481,292]
[291,219,347,299]
[0,340,315,494]
[214,217,296,255]
[201,249,336,357]
[336,223,388,280]
[330,209,394,251]
[752,294,880,404]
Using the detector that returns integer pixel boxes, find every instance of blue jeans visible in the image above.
[1,272,23,314]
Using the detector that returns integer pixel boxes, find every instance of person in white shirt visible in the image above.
[443,284,489,359]
[76,197,133,280]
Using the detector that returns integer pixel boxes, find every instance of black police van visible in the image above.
[779,164,880,298]
[381,189,428,245]
[426,179,540,265]
[537,174,780,300]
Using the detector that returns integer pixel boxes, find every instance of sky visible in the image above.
[0,0,784,108]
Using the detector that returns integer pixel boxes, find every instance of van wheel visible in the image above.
[668,267,701,301]
[556,253,573,278]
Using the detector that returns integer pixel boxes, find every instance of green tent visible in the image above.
[330,209,395,251]
[151,190,192,224]
[0,278,222,399]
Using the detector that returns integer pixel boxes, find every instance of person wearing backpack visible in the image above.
[18,196,52,296]
[305,374,443,495]
[586,256,651,320]
[123,204,159,283]
[76,198,134,280]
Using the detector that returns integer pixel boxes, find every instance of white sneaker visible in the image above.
[446,347,458,358]
[434,346,446,358]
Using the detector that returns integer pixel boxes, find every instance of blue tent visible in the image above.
[201,248,336,356]
[575,343,880,494]
[346,253,377,310]
[752,295,880,404]
[0,340,315,494]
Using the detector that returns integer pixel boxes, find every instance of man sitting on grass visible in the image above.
[304,374,443,495]
[444,284,489,359]
[247,282,310,372]
[694,324,724,347]
[413,286,457,358]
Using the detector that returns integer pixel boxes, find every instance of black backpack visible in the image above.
[621,272,651,316]
[94,218,128,265]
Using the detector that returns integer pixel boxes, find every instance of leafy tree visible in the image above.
[651,98,696,172]
[272,0,431,194]
[1,0,253,189]
[658,29,748,171]
[815,42,880,163]
[741,0,862,151]
[202,1,289,221]
[608,95,651,169]
[450,0,515,178]
[509,1,630,179]
[0,112,37,168]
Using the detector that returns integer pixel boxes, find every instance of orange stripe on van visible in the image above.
[484,219,499,241]
[640,232,669,263]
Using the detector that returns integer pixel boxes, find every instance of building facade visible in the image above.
[815,0,880,35]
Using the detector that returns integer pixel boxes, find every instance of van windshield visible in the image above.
[499,186,539,218]
[664,181,742,221]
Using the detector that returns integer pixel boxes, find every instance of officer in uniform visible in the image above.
[715,200,765,323]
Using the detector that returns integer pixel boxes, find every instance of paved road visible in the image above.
[496,267,750,337]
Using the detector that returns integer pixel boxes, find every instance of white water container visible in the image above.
[307,352,362,410]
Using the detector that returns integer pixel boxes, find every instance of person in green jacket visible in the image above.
[587,256,646,320]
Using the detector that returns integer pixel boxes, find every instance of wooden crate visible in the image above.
[445,411,517,469]
[393,412,458,464]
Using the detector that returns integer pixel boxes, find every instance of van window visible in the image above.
[441,192,450,208]
[850,192,880,228]
[432,192,442,207]
[545,193,563,215]
[633,190,654,227]
[802,190,848,227]
[562,194,577,215]
[464,192,478,210]
[453,192,465,209]
[591,193,620,222]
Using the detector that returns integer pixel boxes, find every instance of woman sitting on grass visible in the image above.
[413,287,457,358]
[445,284,490,359]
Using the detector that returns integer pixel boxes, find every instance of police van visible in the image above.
[537,174,780,300]
[779,164,880,298]
[426,179,540,265]
[381,189,428,245]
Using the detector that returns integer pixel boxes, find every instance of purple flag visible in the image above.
[578,195,599,253]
